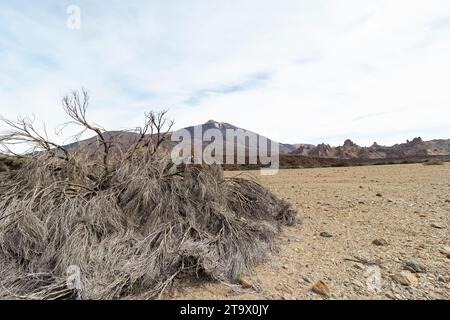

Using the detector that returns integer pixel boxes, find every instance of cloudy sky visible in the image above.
[1,0,449,147]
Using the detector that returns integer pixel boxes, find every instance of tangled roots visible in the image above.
[0,152,296,299]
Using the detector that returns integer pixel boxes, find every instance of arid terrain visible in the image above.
[175,163,449,300]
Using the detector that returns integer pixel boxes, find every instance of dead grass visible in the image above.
[0,155,23,172]
[0,90,296,300]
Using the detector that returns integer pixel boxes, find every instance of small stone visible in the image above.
[282,265,288,270]
[394,293,404,300]
[431,223,445,229]
[301,276,312,283]
[385,292,396,300]
[275,284,292,294]
[320,231,333,238]
[311,280,331,297]
[392,271,418,286]
[372,238,388,246]
[238,276,253,289]
[351,279,364,287]
[376,193,382,197]
[439,246,450,256]
[353,263,364,270]
[405,259,427,273]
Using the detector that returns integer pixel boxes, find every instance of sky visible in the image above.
[0,0,449,147]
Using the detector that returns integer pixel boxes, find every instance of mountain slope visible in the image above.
[175,120,295,154]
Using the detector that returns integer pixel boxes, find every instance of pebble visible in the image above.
[320,231,333,238]
[301,276,312,283]
[439,246,450,256]
[392,271,418,286]
[385,292,396,300]
[238,277,253,289]
[372,238,388,246]
[311,280,331,297]
[353,263,364,270]
[275,284,292,294]
[405,259,427,273]
[431,223,445,229]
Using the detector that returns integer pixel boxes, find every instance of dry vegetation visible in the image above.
[0,155,23,172]
[0,90,296,300]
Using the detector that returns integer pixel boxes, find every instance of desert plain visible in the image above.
[176,163,449,300]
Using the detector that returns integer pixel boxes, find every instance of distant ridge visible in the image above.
[64,120,450,160]
[289,137,450,159]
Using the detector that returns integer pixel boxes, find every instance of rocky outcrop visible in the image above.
[290,137,450,159]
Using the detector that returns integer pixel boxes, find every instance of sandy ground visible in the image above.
[173,163,449,300]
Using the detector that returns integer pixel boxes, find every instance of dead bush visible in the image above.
[0,90,296,299]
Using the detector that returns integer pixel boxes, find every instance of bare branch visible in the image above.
[0,115,69,160]
[61,89,111,176]
[124,110,174,161]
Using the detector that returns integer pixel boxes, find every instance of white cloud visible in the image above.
[0,0,449,148]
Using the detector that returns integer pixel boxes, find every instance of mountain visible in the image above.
[63,120,450,161]
[289,137,450,159]
[176,120,295,154]
[63,120,295,156]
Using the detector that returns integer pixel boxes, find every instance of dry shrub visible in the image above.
[0,90,296,300]
[423,159,444,166]
[0,155,23,172]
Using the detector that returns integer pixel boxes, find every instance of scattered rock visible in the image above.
[275,283,292,294]
[320,231,333,238]
[439,246,450,256]
[311,280,331,297]
[238,276,253,289]
[372,238,388,246]
[301,276,312,284]
[392,271,418,286]
[431,223,445,229]
[385,292,396,300]
[394,293,405,300]
[351,279,364,288]
[405,259,427,273]
[353,263,364,270]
